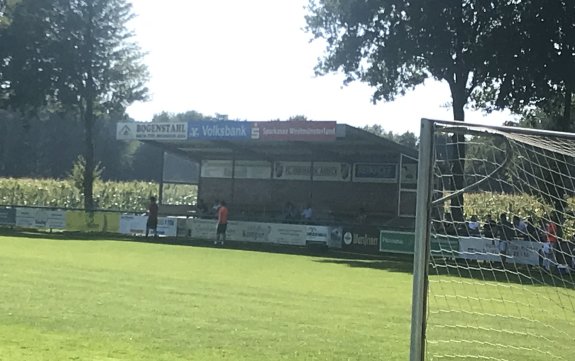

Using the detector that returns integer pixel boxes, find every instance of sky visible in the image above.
[126,0,516,135]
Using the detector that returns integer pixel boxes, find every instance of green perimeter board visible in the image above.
[379,230,459,256]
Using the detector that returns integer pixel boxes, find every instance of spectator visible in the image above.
[483,214,498,239]
[145,196,159,238]
[498,213,514,267]
[211,199,221,216]
[525,217,540,242]
[512,215,528,240]
[215,200,228,246]
[443,212,457,236]
[196,198,208,217]
[301,203,313,223]
[467,215,481,236]
[541,215,559,270]
[283,202,297,223]
[356,207,368,224]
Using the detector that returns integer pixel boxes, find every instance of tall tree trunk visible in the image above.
[82,2,95,212]
[83,93,95,211]
[449,79,467,223]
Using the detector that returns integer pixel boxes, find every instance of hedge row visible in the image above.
[1,177,572,221]
[0,178,197,212]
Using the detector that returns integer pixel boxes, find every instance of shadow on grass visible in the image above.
[2,228,573,290]
[0,227,407,263]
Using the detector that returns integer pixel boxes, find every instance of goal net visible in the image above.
[410,119,575,361]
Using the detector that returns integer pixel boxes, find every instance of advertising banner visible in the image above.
[201,160,234,178]
[119,215,177,237]
[268,223,307,246]
[65,211,120,232]
[188,121,252,140]
[15,207,37,228]
[273,161,311,180]
[234,160,272,179]
[458,237,541,266]
[116,122,188,140]
[342,226,380,254]
[312,162,351,182]
[353,163,398,183]
[305,225,342,247]
[187,219,311,246]
[188,218,217,240]
[227,221,273,243]
[379,230,459,257]
[0,208,16,226]
[251,121,336,141]
[15,208,66,229]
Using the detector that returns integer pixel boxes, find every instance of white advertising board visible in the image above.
[305,225,343,247]
[312,162,351,182]
[234,160,272,179]
[352,163,398,183]
[273,161,311,180]
[15,208,66,229]
[186,219,311,246]
[116,122,188,140]
[119,215,177,237]
[188,218,217,240]
[201,160,234,178]
[458,237,541,266]
[268,223,307,246]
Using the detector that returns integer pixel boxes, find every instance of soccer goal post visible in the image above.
[410,118,575,361]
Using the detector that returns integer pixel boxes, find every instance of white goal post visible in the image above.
[410,118,575,361]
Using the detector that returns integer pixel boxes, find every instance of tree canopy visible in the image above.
[0,0,149,210]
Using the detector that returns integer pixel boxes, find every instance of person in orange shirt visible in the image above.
[215,200,228,246]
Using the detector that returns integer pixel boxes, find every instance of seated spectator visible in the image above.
[196,198,208,217]
[526,217,541,242]
[512,215,528,240]
[483,214,498,238]
[283,202,297,223]
[356,207,368,224]
[443,212,458,235]
[301,203,313,223]
[467,215,481,236]
[498,213,515,267]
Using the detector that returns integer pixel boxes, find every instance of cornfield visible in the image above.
[0,178,197,212]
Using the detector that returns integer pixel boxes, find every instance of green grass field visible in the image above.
[1,234,573,361]
[0,235,413,361]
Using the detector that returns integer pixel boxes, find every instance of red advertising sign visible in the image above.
[251,121,336,141]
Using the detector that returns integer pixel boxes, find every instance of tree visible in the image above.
[306,0,508,221]
[474,0,575,132]
[363,124,418,149]
[471,1,575,214]
[1,0,148,211]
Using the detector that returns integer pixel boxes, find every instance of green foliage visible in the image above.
[464,192,553,220]
[471,1,575,131]
[362,124,418,149]
[68,155,104,193]
[0,177,197,212]
[1,0,149,210]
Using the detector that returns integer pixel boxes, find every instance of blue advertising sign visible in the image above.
[188,121,252,140]
[0,207,16,226]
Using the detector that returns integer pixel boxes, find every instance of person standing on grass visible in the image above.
[146,196,159,238]
[215,200,228,245]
